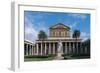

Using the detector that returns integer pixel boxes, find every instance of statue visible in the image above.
[58,40,62,53]
[55,40,64,60]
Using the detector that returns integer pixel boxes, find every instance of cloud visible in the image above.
[68,13,87,19]
[69,22,77,29]
[24,16,38,42]
[24,14,48,42]
[80,32,90,41]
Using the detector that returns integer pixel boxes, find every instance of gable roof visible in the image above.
[49,23,70,30]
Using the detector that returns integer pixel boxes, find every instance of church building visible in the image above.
[24,23,83,56]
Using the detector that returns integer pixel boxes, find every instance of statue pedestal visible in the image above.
[55,52,64,60]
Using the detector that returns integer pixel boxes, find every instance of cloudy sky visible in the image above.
[24,11,90,42]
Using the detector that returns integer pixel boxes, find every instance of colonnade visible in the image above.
[24,41,88,56]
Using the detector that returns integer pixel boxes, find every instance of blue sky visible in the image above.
[24,11,90,42]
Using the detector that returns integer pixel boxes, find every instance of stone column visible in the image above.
[73,42,75,54]
[33,45,36,54]
[33,46,35,55]
[29,45,31,55]
[49,43,51,54]
[33,45,34,55]
[61,42,64,54]
[65,42,67,54]
[41,43,43,55]
[67,43,69,54]
[36,43,39,55]
[26,44,28,56]
[31,45,33,55]
[85,47,87,54]
[80,42,83,54]
[53,43,55,54]
[69,42,71,54]
[78,42,81,55]
[30,45,32,55]
[76,42,78,54]
[45,43,47,55]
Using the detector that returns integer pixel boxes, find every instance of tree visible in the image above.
[38,30,47,40]
[73,30,80,38]
[73,30,81,55]
[38,30,47,55]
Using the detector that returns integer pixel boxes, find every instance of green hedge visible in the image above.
[71,54,90,57]
[62,54,72,57]
[62,53,90,57]
[62,53,90,59]
[24,54,56,58]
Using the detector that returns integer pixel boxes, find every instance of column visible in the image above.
[65,42,67,54]
[45,43,47,55]
[33,46,35,55]
[32,46,34,55]
[69,42,71,54]
[29,45,31,55]
[78,42,81,54]
[26,44,28,56]
[76,42,78,54]
[80,42,83,54]
[36,43,39,55]
[41,43,43,55]
[73,42,75,54]
[67,42,69,54]
[30,45,32,55]
[49,43,51,54]
[85,47,87,54]
[53,43,55,54]
[62,42,63,54]
[31,45,33,55]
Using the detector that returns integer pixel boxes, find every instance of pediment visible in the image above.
[50,23,70,30]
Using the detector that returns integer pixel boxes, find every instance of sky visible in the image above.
[24,11,90,42]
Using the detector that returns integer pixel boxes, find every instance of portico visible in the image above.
[24,38,82,56]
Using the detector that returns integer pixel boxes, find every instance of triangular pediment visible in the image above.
[50,23,70,30]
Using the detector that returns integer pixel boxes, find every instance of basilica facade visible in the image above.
[24,23,85,56]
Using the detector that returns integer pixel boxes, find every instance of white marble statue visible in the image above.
[55,40,64,60]
[58,40,62,53]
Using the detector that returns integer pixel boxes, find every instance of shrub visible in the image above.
[62,54,72,57]
[25,55,48,58]
[24,54,56,58]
